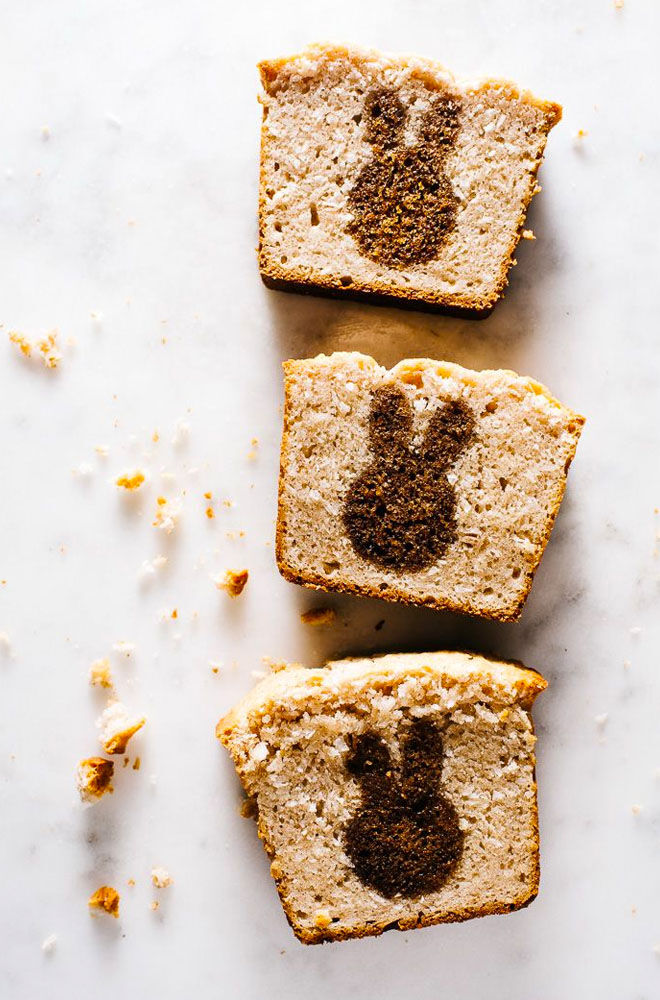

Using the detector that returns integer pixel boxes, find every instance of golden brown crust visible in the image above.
[275,355,585,623]
[257,43,560,316]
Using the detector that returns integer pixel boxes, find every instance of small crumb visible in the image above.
[222,498,234,508]
[623,659,631,670]
[116,470,146,491]
[630,626,642,636]
[127,878,135,887]
[41,125,51,141]
[521,229,535,240]
[209,660,222,674]
[573,129,589,144]
[631,804,643,815]
[213,568,248,597]
[171,420,190,447]
[314,910,332,930]
[88,886,120,918]
[153,496,181,534]
[152,430,160,443]
[36,331,62,369]
[95,444,109,457]
[171,608,178,619]
[139,554,168,579]
[8,330,32,358]
[204,491,212,500]
[151,867,173,889]
[89,658,113,688]
[594,713,608,727]
[97,701,146,754]
[613,0,624,8]
[113,641,135,657]
[150,900,160,911]
[77,758,114,802]
[41,933,57,953]
[0,632,13,654]
[132,756,141,771]
[300,607,336,627]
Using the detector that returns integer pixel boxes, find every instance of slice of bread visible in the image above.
[217,651,547,943]
[258,43,561,316]
[276,352,584,622]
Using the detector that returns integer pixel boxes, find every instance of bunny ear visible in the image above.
[363,88,406,147]
[420,93,462,150]
[401,719,445,791]
[368,384,412,453]
[422,398,475,466]
[346,732,391,779]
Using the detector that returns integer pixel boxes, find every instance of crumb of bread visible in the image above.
[261,656,292,674]
[36,331,62,368]
[300,607,336,627]
[631,804,643,815]
[172,420,190,446]
[521,229,535,240]
[222,498,234,508]
[88,886,120,918]
[112,641,135,657]
[89,658,113,688]
[313,910,332,930]
[150,900,160,911]
[574,129,588,141]
[151,867,173,889]
[77,757,114,801]
[97,701,146,754]
[614,0,624,8]
[132,756,141,770]
[41,933,57,953]
[209,660,223,674]
[213,568,248,597]
[95,444,109,457]
[153,496,181,533]
[623,659,631,670]
[127,878,135,887]
[139,555,168,580]
[8,331,33,357]
[116,470,146,490]
[594,713,608,727]
[205,506,215,519]
[0,632,12,654]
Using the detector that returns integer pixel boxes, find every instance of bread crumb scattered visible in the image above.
[205,506,215,519]
[41,933,57,953]
[97,701,146,754]
[623,659,631,670]
[95,444,109,457]
[77,757,114,801]
[113,641,135,657]
[209,660,223,674]
[127,878,135,887]
[89,658,113,688]
[171,420,190,447]
[573,129,588,143]
[613,0,624,8]
[8,330,62,368]
[153,496,181,534]
[151,867,173,889]
[247,438,259,460]
[521,229,535,240]
[314,910,332,930]
[594,713,608,727]
[116,470,146,491]
[88,886,120,918]
[213,568,248,597]
[150,900,160,911]
[132,756,141,771]
[631,804,643,815]
[300,607,336,626]
[139,554,168,579]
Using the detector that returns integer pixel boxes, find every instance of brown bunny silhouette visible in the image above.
[346,87,462,267]
[343,720,464,898]
[342,384,475,570]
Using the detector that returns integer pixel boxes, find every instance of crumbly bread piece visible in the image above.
[218,651,547,944]
[97,701,146,755]
[277,352,584,622]
[77,757,114,801]
[88,885,120,918]
[258,43,561,316]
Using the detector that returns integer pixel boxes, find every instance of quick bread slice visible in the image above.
[217,651,547,944]
[276,352,584,622]
[258,43,561,316]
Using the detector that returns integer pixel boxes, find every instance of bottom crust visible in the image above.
[260,270,497,319]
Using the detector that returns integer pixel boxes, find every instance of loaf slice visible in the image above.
[276,352,584,621]
[258,43,561,316]
[217,651,547,944]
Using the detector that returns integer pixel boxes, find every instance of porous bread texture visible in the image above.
[277,352,584,622]
[218,651,547,944]
[258,43,561,316]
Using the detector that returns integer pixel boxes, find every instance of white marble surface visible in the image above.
[1,1,659,997]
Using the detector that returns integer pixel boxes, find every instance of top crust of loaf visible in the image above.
[217,650,547,741]
[259,42,562,127]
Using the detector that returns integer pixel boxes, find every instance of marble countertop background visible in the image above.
[1,1,659,997]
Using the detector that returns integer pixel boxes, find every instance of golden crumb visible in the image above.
[153,496,181,534]
[205,506,215,519]
[127,878,135,887]
[77,758,114,801]
[300,607,336,627]
[203,491,212,500]
[152,430,160,442]
[89,658,113,688]
[314,910,332,930]
[171,608,178,619]
[88,886,120,918]
[116,470,146,490]
[38,331,62,368]
[151,867,173,889]
[575,129,589,140]
[213,568,248,597]
[521,229,536,241]
[132,756,141,771]
[95,444,109,457]
[222,498,234,508]
[8,331,32,357]
[98,701,146,755]
[150,900,160,911]
[613,0,624,8]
